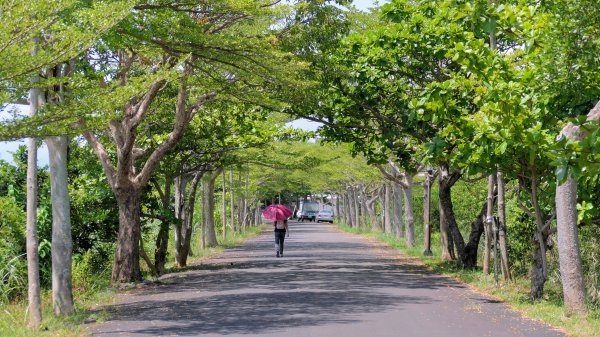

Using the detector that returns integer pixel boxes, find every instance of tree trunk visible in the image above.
[553,102,599,315]
[438,196,453,261]
[366,193,381,231]
[152,173,171,275]
[229,169,236,233]
[343,193,349,225]
[438,164,462,261]
[139,236,158,277]
[47,136,74,315]
[176,172,202,267]
[461,201,487,268]
[439,184,464,260]
[496,168,510,281]
[439,165,465,261]
[200,180,205,250]
[383,183,392,233]
[255,204,261,225]
[484,175,495,274]
[350,186,361,228]
[393,182,403,239]
[26,80,42,326]
[112,189,142,283]
[403,175,415,246]
[359,185,368,228]
[222,169,227,241]
[174,175,188,266]
[379,188,385,229]
[346,188,354,227]
[204,168,223,247]
[237,172,243,230]
[154,218,169,275]
[530,229,549,300]
[353,186,361,228]
[529,169,549,299]
[556,175,586,315]
[335,194,341,222]
[243,165,249,229]
[422,171,432,255]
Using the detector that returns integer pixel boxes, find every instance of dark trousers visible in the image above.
[274,231,286,254]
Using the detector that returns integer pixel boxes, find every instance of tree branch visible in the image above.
[82,129,117,189]
[135,91,217,189]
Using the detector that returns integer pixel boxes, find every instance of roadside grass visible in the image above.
[0,285,116,337]
[0,224,266,337]
[337,223,600,337]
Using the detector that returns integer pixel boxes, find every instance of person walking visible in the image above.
[262,204,292,257]
[274,219,288,257]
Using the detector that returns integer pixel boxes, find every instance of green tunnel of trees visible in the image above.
[0,0,598,330]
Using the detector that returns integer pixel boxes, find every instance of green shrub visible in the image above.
[72,242,113,298]
[580,224,600,306]
[0,196,27,303]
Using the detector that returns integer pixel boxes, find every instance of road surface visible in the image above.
[92,222,565,337]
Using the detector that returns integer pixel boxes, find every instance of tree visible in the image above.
[70,1,305,283]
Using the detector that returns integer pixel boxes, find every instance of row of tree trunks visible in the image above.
[378,163,415,247]
[139,164,261,277]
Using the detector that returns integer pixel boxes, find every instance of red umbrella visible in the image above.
[262,204,292,221]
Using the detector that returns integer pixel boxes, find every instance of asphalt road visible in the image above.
[92,222,565,337]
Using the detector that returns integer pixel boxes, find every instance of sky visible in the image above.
[0,104,49,166]
[353,0,388,11]
[0,0,388,166]
[287,0,388,132]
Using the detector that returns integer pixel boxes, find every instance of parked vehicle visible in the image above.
[316,209,334,223]
[297,201,320,222]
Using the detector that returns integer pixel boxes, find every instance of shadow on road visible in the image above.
[93,223,463,336]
